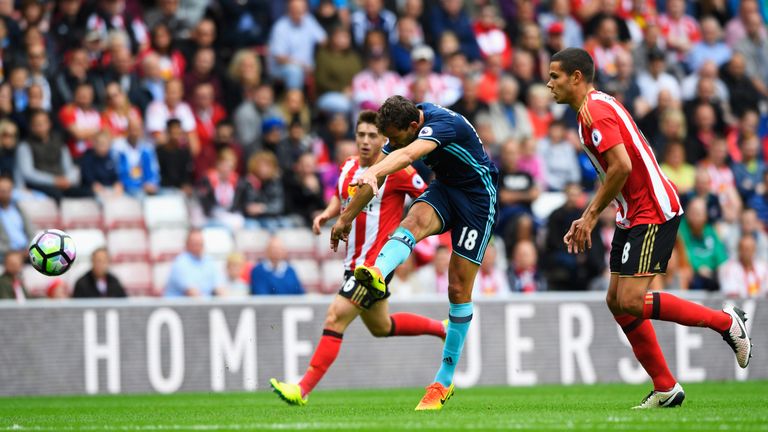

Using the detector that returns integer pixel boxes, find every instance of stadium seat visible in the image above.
[152,261,173,296]
[276,228,315,259]
[107,228,149,262]
[320,259,345,294]
[148,228,188,262]
[143,194,188,229]
[532,192,567,221]
[67,229,107,261]
[22,265,63,297]
[65,261,91,288]
[103,196,144,228]
[290,259,321,293]
[18,196,59,230]
[315,228,346,260]
[60,198,102,229]
[202,227,234,259]
[234,228,271,261]
[111,261,153,296]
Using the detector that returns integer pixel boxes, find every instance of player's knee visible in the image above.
[447,282,472,304]
[323,310,344,332]
[368,323,390,338]
[619,295,644,317]
[605,292,621,314]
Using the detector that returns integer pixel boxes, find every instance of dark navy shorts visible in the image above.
[414,176,499,265]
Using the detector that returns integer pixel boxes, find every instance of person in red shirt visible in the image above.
[269,110,445,406]
[547,48,752,409]
[58,82,102,158]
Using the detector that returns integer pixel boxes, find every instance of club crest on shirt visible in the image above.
[592,129,603,147]
[347,184,357,198]
[419,126,433,137]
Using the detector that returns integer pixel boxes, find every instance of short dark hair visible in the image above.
[356,110,378,129]
[376,95,419,131]
[166,118,182,129]
[551,48,595,83]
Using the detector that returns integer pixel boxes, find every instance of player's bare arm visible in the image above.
[312,195,341,235]
[565,143,632,254]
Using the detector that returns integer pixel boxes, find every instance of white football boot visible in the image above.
[632,383,685,409]
[722,305,753,368]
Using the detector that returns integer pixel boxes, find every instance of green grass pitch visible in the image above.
[2,381,767,431]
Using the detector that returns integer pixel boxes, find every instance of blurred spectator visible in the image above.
[391,16,423,75]
[404,45,461,106]
[544,21,568,58]
[267,0,326,90]
[0,176,34,259]
[748,170,768,227]
[25,43,51,111]
[58,82,101,159]
[197,148,247,230]
[429,0,480,62]
[16,110,82,201]
[510,50,539,100]
[313,0,346,34]
[197,120,245,178]
[637,48,682,109]
[660,141,696,195]
[585,16,627,80]
[79,132,122,198]
[179,18,217,64]
[284,152,325,227]
[449,75,489,126]
[731,135,765,203]
[50,0,88,58]
[0,251,27,301]
[538,0,583,49]
[644,103,685,158]
[517,137,544,186]
[144,0,191,40]
[726,110,760,163]
[416,244,450,294]
[488,76,533,143]
[526,84,553,140]
[101,82,142,139]
[145,79,199,153]
[156,118,194,193]
[183,48,224,105]
[351,0,397,48]
[507,239,544,293]
[165,228,224,297]
[221,252,250,297]
[473,242,509,296]
[250,236,304,295]
[243,151,286,227]
[580,0,632,43]
[682,77,728,136]
[476,54,504,104]
[697,137,739,210]
[720,208,768,263]
[543,183,605,291]
[390,255,421,296]
[103,47,151,111]
[681,61,730,102]
[315,25,362,115]
[46,278,69,299]
[682,168,723,222]
[0,120,19,181]
[51,47,102,111]
[0,84,13,122]
[316,112,352,166]
[725,0,766,47]
[658,0,701,62]
[734,10,768,97]
[686,103,720,163]
[85,0,149,55]
[686,16,732,72]
[224,49,262,112]
[719,235,768,298]
[234,83,281,153]
[496,138,538,238]
[351,49,407,112]
[280,89,311,132]
[216,0,272,51]
[191,82,227,171]
[599,51,641,115]
[720,52,761,117]
[72,247,127,298]
[473,4,512,69]
[140,23,186,81]
[112,117,160,197]
[678,197,728,291]
[538,120,580,191]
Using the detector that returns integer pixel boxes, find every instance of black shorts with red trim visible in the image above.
[609,215,681,277]
[337,270,392,309]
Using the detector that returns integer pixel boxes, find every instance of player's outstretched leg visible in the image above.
[640,292,752,368]
[355,227,416,299]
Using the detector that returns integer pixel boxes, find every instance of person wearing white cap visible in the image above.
[404,45,462,107]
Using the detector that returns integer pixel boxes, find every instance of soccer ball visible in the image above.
[28,229,77,276]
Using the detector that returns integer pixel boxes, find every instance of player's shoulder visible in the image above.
[581,91,621,125]
[340,156,360,171]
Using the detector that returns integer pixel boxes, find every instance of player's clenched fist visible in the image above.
[329,219,352,252]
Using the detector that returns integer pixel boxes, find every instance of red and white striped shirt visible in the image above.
[577,90,683,228]
[337,156,427,271]
[58,104,102,158]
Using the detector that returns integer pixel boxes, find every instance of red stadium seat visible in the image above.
[202,227,234,259]
[67,229,107,261]
[320,259,345,294]
[276,228,315,259]
[290,259,321,293]
[61,198,102,229]
[18,196,59,230]
[143,195,188,229]
[148,228,188,262]
[234,228,271,261]
[111,261,153,296]
[107,228,149,262]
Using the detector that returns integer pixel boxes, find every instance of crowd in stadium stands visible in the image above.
[0,0,768,301]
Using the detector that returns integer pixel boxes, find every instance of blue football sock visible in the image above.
[435,302,473,387]
[374,227,415,278]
